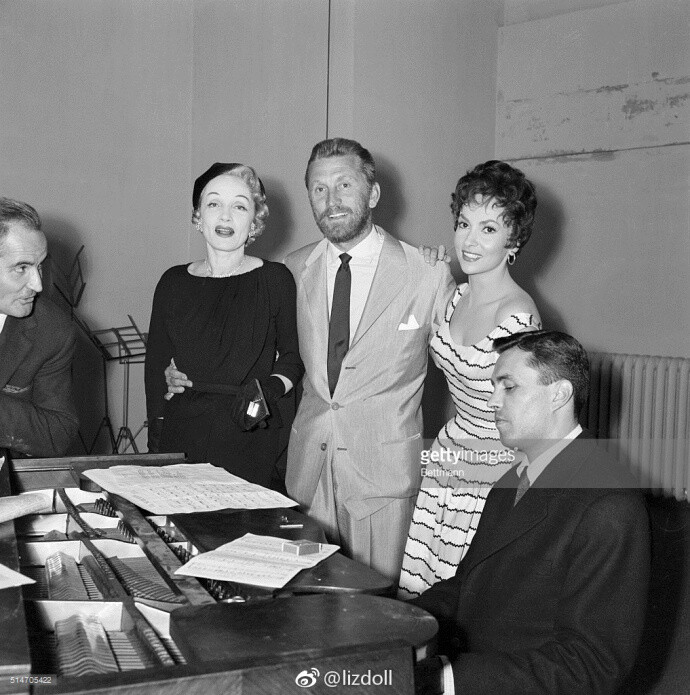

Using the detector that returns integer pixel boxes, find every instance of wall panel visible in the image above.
[497,0,690,159]
[497,0,689,358]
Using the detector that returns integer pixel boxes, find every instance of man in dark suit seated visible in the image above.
[412,330,650,695]
[0,197,78,457]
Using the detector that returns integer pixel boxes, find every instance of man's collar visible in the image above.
[518,424,583,485]
[0,314,6,335]
[326,224,381,261]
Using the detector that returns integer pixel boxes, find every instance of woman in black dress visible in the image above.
[145,162,304,487]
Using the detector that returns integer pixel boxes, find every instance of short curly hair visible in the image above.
[451,160,537,255]
[192,163,269,245]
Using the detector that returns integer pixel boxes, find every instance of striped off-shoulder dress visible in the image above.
[398,283,540,598]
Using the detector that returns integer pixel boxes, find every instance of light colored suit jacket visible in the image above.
[284,228,454,520]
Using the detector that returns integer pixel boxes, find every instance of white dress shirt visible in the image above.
[0,314,6,335]
[326,224,383,344]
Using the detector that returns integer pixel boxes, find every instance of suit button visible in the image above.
[331,402,340,410]
[320,443,327,451]
[450,637,461,648]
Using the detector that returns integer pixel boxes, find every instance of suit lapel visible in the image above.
[464,477,548,573]
[299,241,330,394]
[350,228,407,348]
[463,434,596,574]
[0,315,35,387]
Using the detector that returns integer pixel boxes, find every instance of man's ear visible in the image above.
[551,379,574,412]
[368,182,381,209]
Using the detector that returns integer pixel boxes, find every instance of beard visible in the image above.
[315,202,372,245]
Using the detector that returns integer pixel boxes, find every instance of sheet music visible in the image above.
[175,533,339,588]
[83,464,297,514]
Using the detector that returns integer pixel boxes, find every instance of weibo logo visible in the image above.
[295,668,320,687]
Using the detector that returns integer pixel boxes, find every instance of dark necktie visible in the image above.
[514,466,530,506]
[328,253,352,396]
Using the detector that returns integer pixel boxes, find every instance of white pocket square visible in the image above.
[398,314,420,331]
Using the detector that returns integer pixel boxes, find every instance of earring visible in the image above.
[195,220,202,233]
[507,251,517,266]
[251,223,256,231]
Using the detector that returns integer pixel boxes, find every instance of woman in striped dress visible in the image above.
[399,161,541,598]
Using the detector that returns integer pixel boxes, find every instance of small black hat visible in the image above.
[192,162,266,210]
[193,163,242,210]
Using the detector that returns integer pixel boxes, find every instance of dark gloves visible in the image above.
[230,376,286,431]
[260,375,285,403]
[147,417,164,453]
[260,375,285,428]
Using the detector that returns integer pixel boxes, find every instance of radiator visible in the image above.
[582,353,690,501]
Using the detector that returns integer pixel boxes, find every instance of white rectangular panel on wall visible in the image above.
[497,0,690,159]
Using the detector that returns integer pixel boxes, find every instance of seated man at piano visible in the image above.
[411,331,650,695]
[0,197,78,457]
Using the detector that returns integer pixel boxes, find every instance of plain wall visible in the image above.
[502,0,630,25]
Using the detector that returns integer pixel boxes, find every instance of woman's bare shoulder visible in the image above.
[495,287,541,325]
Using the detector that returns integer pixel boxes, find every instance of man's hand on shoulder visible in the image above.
[418,245,451,267]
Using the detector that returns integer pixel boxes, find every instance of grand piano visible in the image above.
[0,453,437,694]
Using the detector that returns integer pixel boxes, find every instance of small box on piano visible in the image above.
[281,540,321,556]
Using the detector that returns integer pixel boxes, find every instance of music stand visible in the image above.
[88,316,148,454]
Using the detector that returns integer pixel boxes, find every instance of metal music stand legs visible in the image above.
[114,354,140,455]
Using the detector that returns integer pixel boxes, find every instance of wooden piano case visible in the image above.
[1,454,436,694]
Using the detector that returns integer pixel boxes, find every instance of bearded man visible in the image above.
[284,138,454,581]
